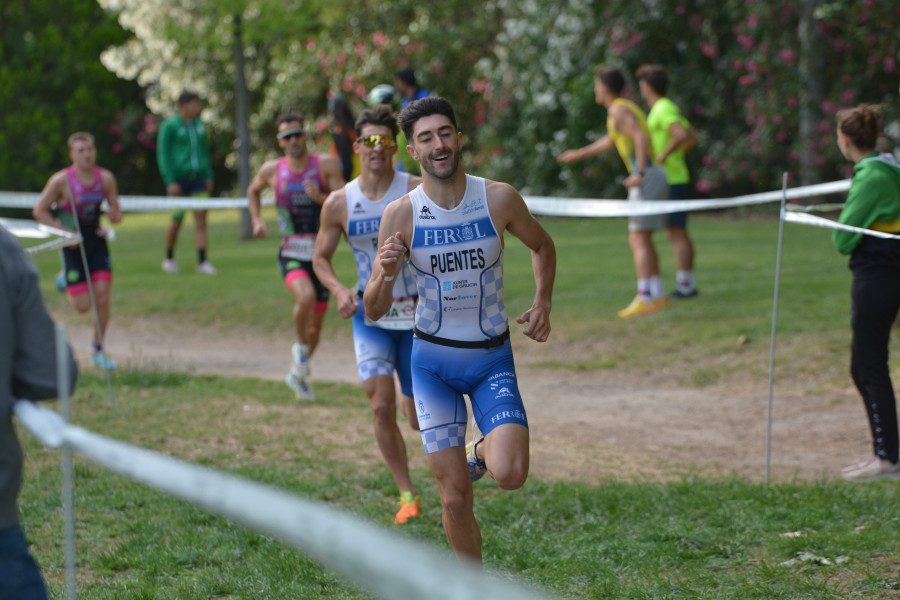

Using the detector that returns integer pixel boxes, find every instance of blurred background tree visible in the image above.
[0,0,159,197]
[3,0,898,205]
[477,0,900,198]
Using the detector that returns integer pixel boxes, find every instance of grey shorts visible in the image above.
[627,165,669,232]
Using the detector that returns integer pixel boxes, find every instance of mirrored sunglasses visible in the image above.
[356,134,396,148]
[277,128,306,140]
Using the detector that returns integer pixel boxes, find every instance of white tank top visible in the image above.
[408,174,508,342]
[345,171,417,297]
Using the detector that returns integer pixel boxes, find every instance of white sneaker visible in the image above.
[466,416,487,482]
[291,343,310,377]
[285,371,314,401]
[162,258,179,274]
[196,261,218,275]
[842,455,900,482]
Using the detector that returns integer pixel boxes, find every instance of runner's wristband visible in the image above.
[381,272,395,282]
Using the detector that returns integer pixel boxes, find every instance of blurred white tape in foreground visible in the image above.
[13,400,554,600]
[0,218,82,254]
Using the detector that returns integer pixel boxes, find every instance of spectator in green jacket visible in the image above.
[157,91,217,275]
[833,103,900,482]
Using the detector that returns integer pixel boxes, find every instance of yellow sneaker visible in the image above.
[394,491,420,524]
[617,295,666,319]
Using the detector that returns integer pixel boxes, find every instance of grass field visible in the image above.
[17,208,900,599]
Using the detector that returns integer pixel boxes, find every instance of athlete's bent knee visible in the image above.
[69,295,92,313]
[491,463,528,490]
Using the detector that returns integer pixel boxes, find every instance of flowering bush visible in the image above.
[93,0,899,199]
[473,0,900,198]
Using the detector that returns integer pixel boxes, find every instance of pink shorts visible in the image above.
[67,270,112,298]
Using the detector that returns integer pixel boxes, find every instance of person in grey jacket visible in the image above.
[1,227,78,599]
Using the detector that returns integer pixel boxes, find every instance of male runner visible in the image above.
[34,132,122,369]
[558,65,669,318]
[247,112,344,400]
[313,104,423,524]
[364,97,556,562]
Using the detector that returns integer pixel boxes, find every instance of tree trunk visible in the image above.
[233,13,253,240]
[798,0,825,187]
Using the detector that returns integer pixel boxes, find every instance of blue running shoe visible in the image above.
[467,441,487,481]
[91,352,117,370]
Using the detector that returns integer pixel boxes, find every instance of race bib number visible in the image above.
[366,296,416,330]
[281,234,316,261]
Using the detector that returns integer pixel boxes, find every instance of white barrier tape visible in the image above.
[117,195,273,212]
[0,217,74,240]
[0,218,82,254]
[783,210,900,240]
[13,400,553,600]
[0,181,850,218]
[22,236,83,255]
[0,191,272,212]
[0,192,40,210]
[523,179,851,217]
[785,202,846,213]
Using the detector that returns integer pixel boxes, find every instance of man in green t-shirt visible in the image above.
[157,91,217,275]
[637,65,699,298]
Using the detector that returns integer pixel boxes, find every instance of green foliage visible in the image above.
[476,0,900,198]
[7,0,900,202]
[0,0,158,194]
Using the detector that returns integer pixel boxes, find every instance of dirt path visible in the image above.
[65,319,871,484]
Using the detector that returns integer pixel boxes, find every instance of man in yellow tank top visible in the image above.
[558,66,669,318]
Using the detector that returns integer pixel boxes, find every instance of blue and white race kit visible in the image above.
[407,174,527,454]
[346,172,417,396]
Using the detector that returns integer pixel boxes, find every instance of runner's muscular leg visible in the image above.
[305,309,327,355]
[91,278,112,348]
[481,422,529,490]
[362,374,416,494]
[288,275,317,345]
[399,389,419,431]
[426,446,482,562]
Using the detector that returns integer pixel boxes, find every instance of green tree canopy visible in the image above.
[5,0,898,202]
[0,0,159,195]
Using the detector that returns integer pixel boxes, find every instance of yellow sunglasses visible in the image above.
[356,134,396,148]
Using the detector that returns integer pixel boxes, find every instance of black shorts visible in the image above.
[62,234,111,295]
[277,254,330,304]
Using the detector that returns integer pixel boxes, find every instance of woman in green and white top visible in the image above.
[833,103,900,482]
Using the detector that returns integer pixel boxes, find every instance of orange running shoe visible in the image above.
[394,491,420,524]
[617,295,668,319]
